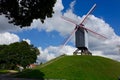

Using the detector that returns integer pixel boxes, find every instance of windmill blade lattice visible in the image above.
[79,4,96,25]
[80,26,107,39]
[61,16,78,25]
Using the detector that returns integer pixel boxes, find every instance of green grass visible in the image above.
[0,70,10,74]
[15,55,120,80]
[0,70,18,74]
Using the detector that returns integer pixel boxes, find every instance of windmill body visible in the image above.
[75,25,88,50]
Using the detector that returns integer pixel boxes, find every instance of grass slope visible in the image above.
[16,55,120,80]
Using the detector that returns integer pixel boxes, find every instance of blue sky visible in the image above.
[16,0,120,46]
[16,29,64,49]
[17,0,120,48]
[0,0,120,62]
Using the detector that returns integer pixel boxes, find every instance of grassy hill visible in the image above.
[15,55,120,80]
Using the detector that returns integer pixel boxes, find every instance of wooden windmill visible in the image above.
[61,4,107,55]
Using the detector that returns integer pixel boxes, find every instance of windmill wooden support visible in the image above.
[61,4,107,55]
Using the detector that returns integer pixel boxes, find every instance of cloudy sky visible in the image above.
[0,0,120,62]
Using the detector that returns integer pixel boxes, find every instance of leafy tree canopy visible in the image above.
[0,0,56,27]
[0,41,40,70]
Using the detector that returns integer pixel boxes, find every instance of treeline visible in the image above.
[0,41,40,70]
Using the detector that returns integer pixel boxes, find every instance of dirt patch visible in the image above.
[8,70,18,73]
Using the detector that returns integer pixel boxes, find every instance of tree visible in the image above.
[0,0,56,27]
[0,41,40,70]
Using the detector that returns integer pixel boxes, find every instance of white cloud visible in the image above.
[0,32,20,45]
[30,0,78,36]
[85,15,120,52]
[37,45,76,63]
[0,15,21,33]
[92,51,120,61]
[23,39,31,44]
[70,0,76,11]
[53,0,64,13]
[84,15,116,39]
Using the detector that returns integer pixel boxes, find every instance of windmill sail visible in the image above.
[61,4,97,48]
[79,4,96,25]
[81,26,107,39]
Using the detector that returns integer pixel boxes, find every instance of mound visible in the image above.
[16,55,120,80]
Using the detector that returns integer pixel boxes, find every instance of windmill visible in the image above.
[61,4,107,55]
